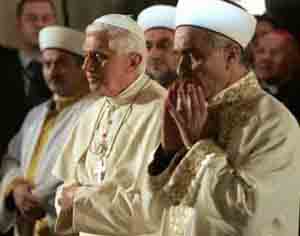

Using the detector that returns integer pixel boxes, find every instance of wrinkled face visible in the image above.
[82,31,131,94]
[254,33,290,81]
[145,28,179,81]
[174,26,229,100]
[42,49,88,97]
[17,1,56,48]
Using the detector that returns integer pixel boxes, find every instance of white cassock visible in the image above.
[53,74,166,236]
[148,71,300,236]
[0,94,96,235]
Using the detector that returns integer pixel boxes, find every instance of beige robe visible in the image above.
[53,74,166,236]
[148,71,300,236]
[0,94,96,235]
[54,72,300,236]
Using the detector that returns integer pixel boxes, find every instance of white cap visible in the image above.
[86,14,145,41]
[176,0,257,48]
[39,25,85,56]
[137,5,176,32]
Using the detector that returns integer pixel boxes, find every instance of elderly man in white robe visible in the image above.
[147,0,300,235]
[0,26,93,236]
[53,14,166,236]
[50,1,300,236]
[137,5,179,88]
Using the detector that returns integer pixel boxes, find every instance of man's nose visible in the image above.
[148,45,164,57]
[177,53,193,79]
[82,55,94,72]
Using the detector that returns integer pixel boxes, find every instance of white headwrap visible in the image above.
[176,0,257,48]
[39,25,85,56]
[86,14,145,42]
[137,5,176,32]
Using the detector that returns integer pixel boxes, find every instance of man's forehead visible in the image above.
[84,31,111,51]
[145,28,174,37]
[259,32,290,48]
[174,26,208,49]
[23,1,54,13]
[42,48,72,59]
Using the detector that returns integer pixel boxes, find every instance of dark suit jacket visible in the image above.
[0,46,51,157]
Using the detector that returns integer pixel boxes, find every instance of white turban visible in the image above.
[86,14,145,41]
[176,0,257,48]
[39,25,85,56]
[137,5,176,32]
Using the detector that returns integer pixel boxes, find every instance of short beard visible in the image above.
[148,70,177,88]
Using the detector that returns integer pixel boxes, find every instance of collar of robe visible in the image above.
[49,94,83,113]
[209,71,261,108]
[105,72,150,106]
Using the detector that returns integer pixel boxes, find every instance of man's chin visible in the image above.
[89,83,101,93]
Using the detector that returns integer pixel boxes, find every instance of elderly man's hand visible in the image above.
[58,184,80,211]
[166,81,208,149]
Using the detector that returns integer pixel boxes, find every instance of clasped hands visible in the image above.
[57,184,80,211]
[162,80,208,152]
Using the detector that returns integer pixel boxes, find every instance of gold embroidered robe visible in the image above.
[148,71,300,236]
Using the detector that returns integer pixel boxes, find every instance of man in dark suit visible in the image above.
[0,0,57,157]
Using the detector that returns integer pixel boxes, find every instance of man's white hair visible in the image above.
[86,22,147,74]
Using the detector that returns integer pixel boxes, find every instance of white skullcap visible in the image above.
[176,0,257,48]
[86,14,144,41]
[39,25,85,56]
[137,5,176,32]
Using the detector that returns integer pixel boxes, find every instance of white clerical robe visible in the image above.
[53,74,166,236]
[53,72,300,236]
[0,94,96,235]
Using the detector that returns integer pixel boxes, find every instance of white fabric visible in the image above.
[137,5,176,31]
[0,95,96,234]
[53,74,166,236]
[86,14,145,41]
[176,0,256,48]
[39,25,85,56]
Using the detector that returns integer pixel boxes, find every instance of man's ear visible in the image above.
[128,53,143,71]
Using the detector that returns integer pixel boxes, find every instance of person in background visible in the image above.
[0,0,57,157]
[0,25,93,236]
[247,13,276,67]
[138,5,179,88]
[254,29,300,120]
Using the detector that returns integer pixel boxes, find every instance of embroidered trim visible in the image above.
[163,140,225,206]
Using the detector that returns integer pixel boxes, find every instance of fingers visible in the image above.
[20,193,41,213]
[197,86,207,114]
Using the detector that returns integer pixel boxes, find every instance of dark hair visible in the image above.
[256,13,275,23]
[16,0,56,18]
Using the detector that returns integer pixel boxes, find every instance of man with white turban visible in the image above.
[0,26,93,236]
[147,0,300,235]
[53,14,166,236]
[138,5,179,87]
